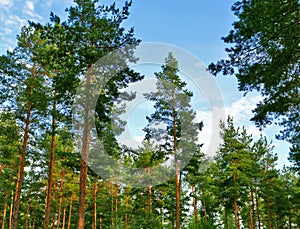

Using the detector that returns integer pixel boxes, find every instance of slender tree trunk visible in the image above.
[92,182,97,229]
[9,190,13,229]
[111,182,114,228]
[67,182,74,229]
[125,188,129,229]
[25,200,30,229]
[12,102,32,229]
[255,189,261,229]
[67,196,73,229]
[224,206,229,229]
[233,173,240,229]
[288,210,292,229]
[172,86,180,229]
[267,195,271,229]
[234,196,240,229]
[11,61,36,229]
[202,189,207,220]
[77,69,92,229]
[147,166,152,224]
[31,216,36,229]
[171,211,175,229]
[44,93,57,229]
[99,217,102,229]
[250,190,255,229]
[56,171,65,229]
[62,208,66,229]
[274,213,278,229]
[192,187,198,228]
[115,183,118,226]
[1,192,8,229]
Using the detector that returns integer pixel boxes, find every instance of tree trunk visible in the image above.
[44,93,56,229]
[171,211,175,229]
[9,190,13,229]
[202,189,207,220]
[77,69,92,229]
[11,61,36,229]
[172,86,180,229]
[92,182,97,229]
[267,195,271,229]
[67,182,74,229]
[233,173,240,229]
[192,187,198,228]
[25,201,30,229]
[224,206,229,229]
[99,217,102,229]
[234,196,240,229]
[147,166,152,225]
[288,210,292,229]
[125,188,129,229]
[62,208,66,229]
[250,190,255,229]
[115,183,118,226]
[111,182,114,228]
[12,102,32,229]
[56,171,65,229]
[31,216,36,229]
[274,213,278,229]
[1,192,8,229]
[255,189,261,229]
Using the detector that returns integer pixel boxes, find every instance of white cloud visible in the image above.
[5,14,26,26]
[26,0,34,11]
[23,0,42,19]
[0,0,13,8]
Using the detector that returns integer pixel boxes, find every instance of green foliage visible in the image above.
[208,0,300,171]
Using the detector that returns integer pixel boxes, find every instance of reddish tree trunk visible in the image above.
[192,187,198,228]
[202,189,207,220]
[267,195,271,229]
[92,182,98,229]
[250,190,255,229]
[1,192,8,229]
[9,190,13,229]
[67,190,73,229]
[255,189,261,229]
[56,171,65,229]
[11,61,36,229]
[62,208,66,229]
[44,93,56,229]
[25,201,30,229]
[172,87,180,229]
[12,102,32,229]
[77,70,91,229]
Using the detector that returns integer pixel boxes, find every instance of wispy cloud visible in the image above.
[0,0,14,8]
[23,0,42,19]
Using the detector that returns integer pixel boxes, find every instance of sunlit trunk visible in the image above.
[56,171,65,229]
[11,61,36,229]
[44,92,57,229]
[77,68,92,229]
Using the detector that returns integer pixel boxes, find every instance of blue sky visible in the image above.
[0,0,291,168]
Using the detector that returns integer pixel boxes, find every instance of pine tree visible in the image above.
[144,52,201,228]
